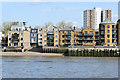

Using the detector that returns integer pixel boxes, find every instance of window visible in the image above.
[40,34,42,36]
[21,43,23,46]
[9,43,11,46]
[21,38,23,40]
[56,35,57,37]
[9,33,11,35]
[101,25,105,28]
[44,40,46,42]
[90,31,93,34]
[44,35,46,37]
[107,39,110,43]
[112,25,114,28]
[32,34,35,37]
[62,40,64,43]
[107,30,110,33]
[9,38,11,40]
[16,28,18,31]
[56,40,57,42]
[63,31,64,33]
[85,31,87,34]
[107,35,110,38]
[62,35,64,38]
[44,30,46,32]
[107,25,110,28]
[56,30,58,33]
[21,33,23,35]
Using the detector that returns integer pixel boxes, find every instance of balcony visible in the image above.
[95,38,99,40]
[78,42,82,44]
[77,38,83,40]
[112,42,117,44]
[65,33,71,35]
[112,37,117,39]
[101,28,104,30]
[77,33,83,36]
[65,42,71,44]
[101,32,104,35]
[112,28,117,30]
[112,32,117,35]
[47,31,54,34]
[95,34,99,36]
[65,37,71,40]
[100,37,104,39]
[84,33,94,36]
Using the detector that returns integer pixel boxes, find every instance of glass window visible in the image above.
[56,30,58,33]
[107,30,110,33]
[9,33,11,35]
[62,35,64,38]
[21,38,23,40]
[9,43,11,46]
[112,25,114,28]
[56,35,57,37]
[9,38,11,40]
[107,39,110,43]
[44,40,46,42]
[56,40,57,42]
[44,35,46,37]
[63,31,64,33]
[101,25,105,28]
[85,31,87,34]
[107,35,110,38]
[90,31,93,34]
[21,43,23,46]
[107,25,110,28]
[21,33,23,35]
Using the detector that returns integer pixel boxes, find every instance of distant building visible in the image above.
[38,25,60,47]
[101,10,112,22]
[99,19,117,46]
[84,7,101,29]
[83,7,112,29]
[118,1,120,19]
[30,29,38,47]
[8,22,31,49]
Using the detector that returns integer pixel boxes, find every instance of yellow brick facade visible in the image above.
[99,23,117,46]
[8,30,30,49]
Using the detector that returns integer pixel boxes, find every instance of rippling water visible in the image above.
[2,57,118,78]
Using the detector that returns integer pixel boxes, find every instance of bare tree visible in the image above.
[44,22,53,27]
[57,20,66,28]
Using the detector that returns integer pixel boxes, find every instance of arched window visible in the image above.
[107,25,110,28]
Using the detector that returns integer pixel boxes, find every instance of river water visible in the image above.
[2,57,118,78]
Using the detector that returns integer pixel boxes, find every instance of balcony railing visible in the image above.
[112,32,117,35]
[101,28,104,30]
[84,33,94,36]
[65,37,71,40]
[112,42,117,44]
[101,32,104,35]
[78,42,82,44]
[112,28,117,30]
[77,33,83,36]
[112,37,117,39]
[77,38,83,40]
[65,33,71,35]
[95,34,99,36]
[100,37,104,39]
[65,42,71,44]
[47,31,54,34]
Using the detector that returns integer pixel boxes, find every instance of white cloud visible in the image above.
[113,14,118,18]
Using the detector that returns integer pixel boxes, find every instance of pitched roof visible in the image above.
[100,19,115,24]
[61,26,73,30]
